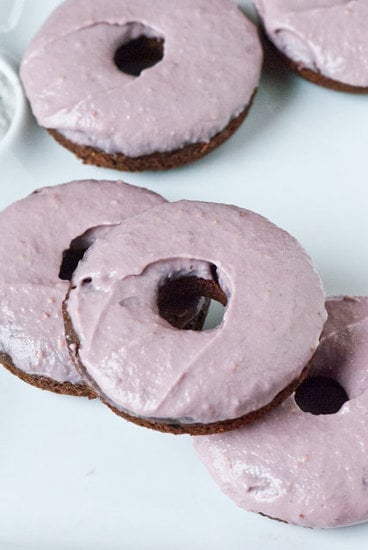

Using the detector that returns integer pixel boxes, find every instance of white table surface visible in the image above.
[0,1,368,549]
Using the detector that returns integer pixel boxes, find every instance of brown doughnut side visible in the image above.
[103,366,309,436]
[258,512,289,525]
[286,57,368,94]
[0,351,95,397]
[264,33,368,94]
[258,511,313,528]
[63,280,309,436]
[47,98,254,172]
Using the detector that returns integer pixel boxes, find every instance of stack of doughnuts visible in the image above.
[0,181,327,434]
[1,180,367,528]
[63,199,326,434]
[3,0,368,534]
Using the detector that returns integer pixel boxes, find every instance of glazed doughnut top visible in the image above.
[20,0,263,157]
[0,180,165,385]
[194,296,368,527]
[254,0,368,87]
[66,200,326,425]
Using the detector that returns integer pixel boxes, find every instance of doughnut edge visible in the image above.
[63,288,310,436]
[47,98,254,172]
[0,351,96,398]
[263,32,368,94]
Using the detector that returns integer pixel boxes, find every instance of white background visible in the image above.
[0,1,368,548]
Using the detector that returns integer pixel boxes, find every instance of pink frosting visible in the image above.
[0,180,165,385]
[253,0,368,87]
[194,296,368,528]
[20,0,263,157]
[66,200,326,424]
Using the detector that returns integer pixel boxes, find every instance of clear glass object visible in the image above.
[0,0,25,33]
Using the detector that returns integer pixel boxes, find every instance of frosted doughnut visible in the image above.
[0,180,165,396]
[194,296,368,527]
[20,0,263,171]
[64,200,326,434]
[253,0,368,92]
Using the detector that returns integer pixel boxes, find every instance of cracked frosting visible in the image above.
[194,296,368,527]
[253,0,368,88]
[0,180,165,386]
[66,200,326,424]
[20,0,263,157]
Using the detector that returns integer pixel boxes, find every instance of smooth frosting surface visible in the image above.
[20,0,262,157]
[253,0,368,87]
[194,296,368,527]
[0,180,165,385]
[67,200,326,424]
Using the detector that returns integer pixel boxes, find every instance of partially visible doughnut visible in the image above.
[0,180,165,396]
[20,0,263,171]
[64,200,326,434]
[194,296,368,527]
[253,0,368,92]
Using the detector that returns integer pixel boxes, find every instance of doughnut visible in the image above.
[194,296,368,527]
[0,180,165,396]
[64,200,326,434]
[253,0,368,93]
[20,0,263,172]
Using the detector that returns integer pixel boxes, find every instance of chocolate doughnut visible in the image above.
[20,0,263,171]
[64,200,326,434]
[253,0,368,93]
[194,296,368,527]
[0,180,165,396]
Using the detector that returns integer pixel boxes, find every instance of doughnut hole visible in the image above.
[157,275,228,331]
[203,299,227,331]
[59,235,91,281]
[295,376,349,415]
[294,325,368,415]
[59,226,109,281]
[114,24,164,77]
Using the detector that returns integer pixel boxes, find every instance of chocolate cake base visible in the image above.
[48,99,254,172]
[286,58,368,94]
[265,35,368,93]
[0,351,95,398]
